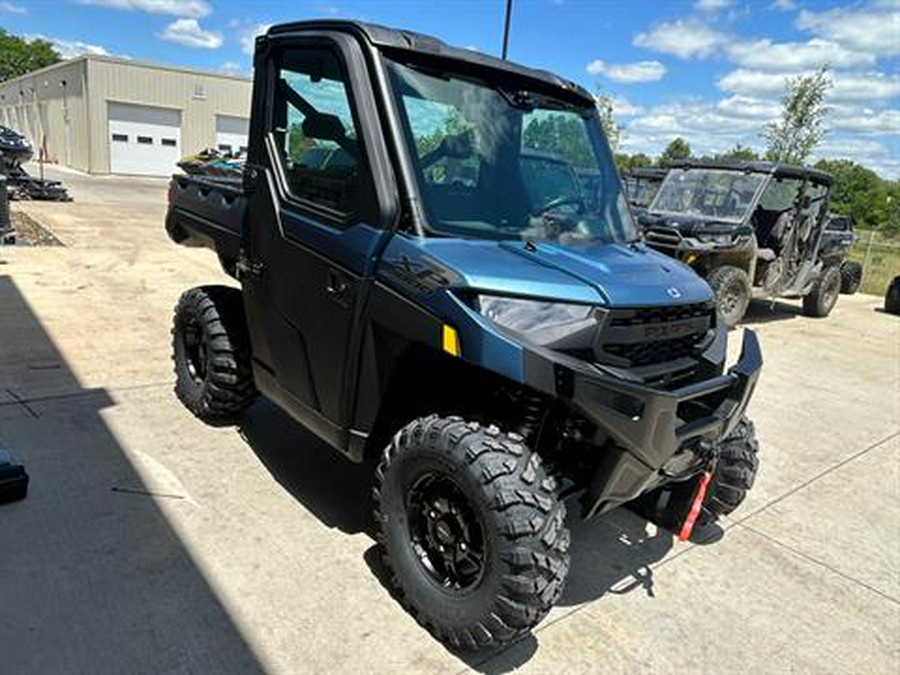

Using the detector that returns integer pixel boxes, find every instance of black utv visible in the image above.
[638,160,844,327]
[821,212,863,294]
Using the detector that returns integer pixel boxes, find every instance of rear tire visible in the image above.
[885,276,900,316]
[374,416,570,650]
[839,261,862,295]
[708,265,751,329]
[802,265,841,317]
[172,285,257,424]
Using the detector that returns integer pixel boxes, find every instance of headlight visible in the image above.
[697,232,733,246]
[478,295,599,347]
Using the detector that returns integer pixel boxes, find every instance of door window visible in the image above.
[273,47,376,222]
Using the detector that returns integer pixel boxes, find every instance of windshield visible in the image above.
[625,175,663,208]
[650,168,766,222]
[386,59,636,245]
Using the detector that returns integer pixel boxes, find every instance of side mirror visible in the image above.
[301,113,347,143]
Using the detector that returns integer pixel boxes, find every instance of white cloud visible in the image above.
[718,68,900,102]
[586,59,667,83]
[0,1,27,14]
[77,0,210,17]
[726,38,875,71]
[218,61,245,77]
[770,0,796,10]
[633,19,725,59]
[27,34,114,59]
[695,0,731,11]
[716,95,782,120]
[830,108,900,134]
[241,23,272,56]
[608,95,645,117]
[160,18,222,49]
[797,2,900,56]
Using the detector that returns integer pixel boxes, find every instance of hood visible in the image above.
[385,237,711,308]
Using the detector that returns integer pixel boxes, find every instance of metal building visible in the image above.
[0,55,251,177]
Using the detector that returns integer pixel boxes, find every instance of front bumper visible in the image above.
[524,329,762,517]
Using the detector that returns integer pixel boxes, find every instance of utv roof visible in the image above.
[265,20,595,107]
[625,168,669,179]
[669,159,832,185]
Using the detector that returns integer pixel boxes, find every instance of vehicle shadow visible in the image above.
[237,397,377,535]
[234,389,724,673]
[0,275,264,675]
[741,298,804,325]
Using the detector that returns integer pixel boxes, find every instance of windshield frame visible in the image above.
[380,52,638,245]
[649,168,771,224]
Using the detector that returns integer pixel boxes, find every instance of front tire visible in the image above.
[708,265,751,329]
[374,416,570,650]
[703,417,759,519]
[802,265,841,317]
[172,286,257,424]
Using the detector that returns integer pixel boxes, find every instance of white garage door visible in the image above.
[215,115,249,155]
[108,102,181,176]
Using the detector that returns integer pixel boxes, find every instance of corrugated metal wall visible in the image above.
[0,60,91,172]
[1,56,251,174]
[87,58,251,174]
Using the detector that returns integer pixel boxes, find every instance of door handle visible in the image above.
[326,269,351,304]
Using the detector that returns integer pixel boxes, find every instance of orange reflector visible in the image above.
[442,325,460,357]
[678,470,712,542]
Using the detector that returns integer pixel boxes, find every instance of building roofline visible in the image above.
[0,54,250,91]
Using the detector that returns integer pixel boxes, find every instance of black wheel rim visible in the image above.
[182,320,207,383]
[405,472,486,592]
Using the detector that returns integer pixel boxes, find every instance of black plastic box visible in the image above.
[0,448,29,503]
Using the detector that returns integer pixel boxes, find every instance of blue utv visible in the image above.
[165,20,762,650]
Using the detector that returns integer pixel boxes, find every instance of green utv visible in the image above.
[637,160,848,327]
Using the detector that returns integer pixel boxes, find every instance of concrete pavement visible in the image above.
[1,166,898,674]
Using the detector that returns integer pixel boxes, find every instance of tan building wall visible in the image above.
[0,60,91,172]
[1,55,251,174]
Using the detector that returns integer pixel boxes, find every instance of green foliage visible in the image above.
[0,29,61,82]
[765,65,832,165]
[815,158,897,234]
[522,113,595,168]
[594,93,621,153]
[659,137,691,166]
[615,152,653,172]
[716,144,760,162]
[413,108,470,157]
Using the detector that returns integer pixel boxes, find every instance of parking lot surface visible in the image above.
[1,167,898,674]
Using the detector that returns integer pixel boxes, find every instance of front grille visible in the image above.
[644,227,683,249]
[604,333,705,366]
[596,302,715,370]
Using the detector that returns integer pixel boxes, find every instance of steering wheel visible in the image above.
[534,195,586,216]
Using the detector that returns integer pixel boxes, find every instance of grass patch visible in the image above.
[849,230,900,296]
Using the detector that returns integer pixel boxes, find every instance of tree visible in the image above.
[764,65,832,165]
[594,93,621,153]
[814,158,893,232]
[716,144,760,162]
[522,113,595,168]
[659,137,691,166]
[0,29,60,82]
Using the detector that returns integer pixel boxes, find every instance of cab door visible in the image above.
[240,33,398,450]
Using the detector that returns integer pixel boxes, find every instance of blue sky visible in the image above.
[2,0,897,177]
